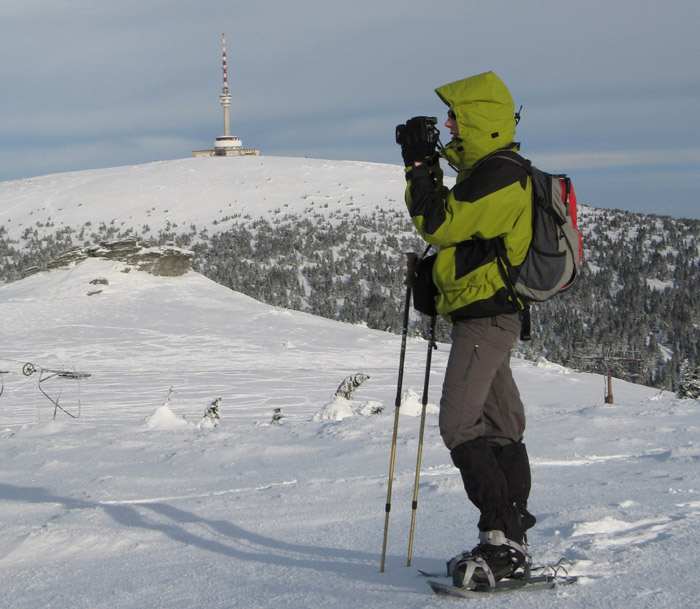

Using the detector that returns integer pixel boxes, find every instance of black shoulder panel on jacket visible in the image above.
[453,156,528,203]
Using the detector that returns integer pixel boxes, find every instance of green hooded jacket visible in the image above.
[404,71,532,321]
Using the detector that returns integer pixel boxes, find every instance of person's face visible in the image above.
[445,109,459,140]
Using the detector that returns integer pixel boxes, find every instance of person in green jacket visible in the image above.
[398,71,535,589]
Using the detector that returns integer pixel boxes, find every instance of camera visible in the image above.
[395,116,439,146]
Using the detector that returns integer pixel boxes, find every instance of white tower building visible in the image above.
[193,33,259,158]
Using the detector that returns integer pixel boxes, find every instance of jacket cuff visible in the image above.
[405,162,432,182]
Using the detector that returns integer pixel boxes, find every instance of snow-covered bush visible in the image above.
[312,373,381,421]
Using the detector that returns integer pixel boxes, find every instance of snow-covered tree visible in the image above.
[677,360,700,399]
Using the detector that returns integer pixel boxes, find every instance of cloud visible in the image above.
[1,1,699,217]
[533,148,700,171]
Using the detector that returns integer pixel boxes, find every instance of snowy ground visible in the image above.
[1,257,699,609]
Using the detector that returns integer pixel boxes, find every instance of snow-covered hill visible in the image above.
[0,156,408,241]
[5,154,699,394]
[1,254,699,608]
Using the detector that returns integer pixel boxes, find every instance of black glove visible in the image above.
[397,117,438,166]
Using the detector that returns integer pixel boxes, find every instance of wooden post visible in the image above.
[605,368,614,404]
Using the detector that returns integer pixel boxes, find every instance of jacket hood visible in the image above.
[435,71,516,169]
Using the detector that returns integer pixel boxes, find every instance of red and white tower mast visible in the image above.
[220,33,232,137]
[193,33,257,157]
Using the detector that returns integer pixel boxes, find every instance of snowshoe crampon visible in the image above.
[427,557,577,597]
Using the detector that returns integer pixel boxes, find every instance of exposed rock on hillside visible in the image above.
[44,238,193,277]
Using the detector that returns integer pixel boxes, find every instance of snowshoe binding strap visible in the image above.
[452,555,497,589]
[446,551,472,577]
[478,530,530,561]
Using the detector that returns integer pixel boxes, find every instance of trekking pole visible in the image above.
[380,255,415,573]
[406,313,437,567]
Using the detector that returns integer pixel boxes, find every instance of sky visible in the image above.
[1,0,699,219]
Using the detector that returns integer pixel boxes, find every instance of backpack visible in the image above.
[492,150,582,303]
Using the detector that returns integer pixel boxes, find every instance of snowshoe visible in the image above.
[451,530,530,589]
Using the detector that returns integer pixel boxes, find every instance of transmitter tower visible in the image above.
[192,33,259,158]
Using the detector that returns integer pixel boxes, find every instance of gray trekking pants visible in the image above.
[439,313,525,450]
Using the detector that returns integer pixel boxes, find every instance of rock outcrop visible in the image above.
[43,238,193,277]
